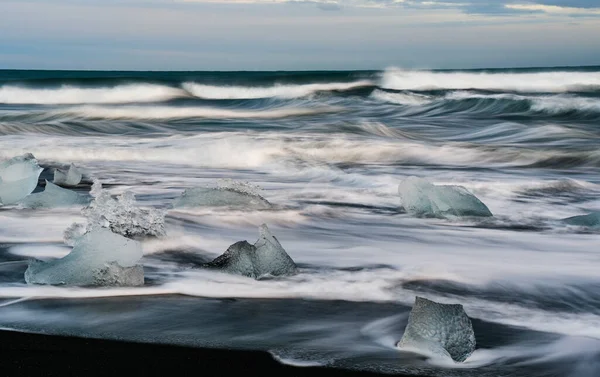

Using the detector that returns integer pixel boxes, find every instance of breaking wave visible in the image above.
[47,105,339,120]
[183,80,373,99]
[381,67,600,92]
[0,84,187,104]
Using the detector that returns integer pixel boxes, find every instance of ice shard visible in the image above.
[398,176,492,218]
[562,211,600,228]
[81,190,166,239]
[24,227,144,287]
[20,180,90,208]
[173,180,271,209]
[0,153,44,206]
[204,224,296,279]
[397,297,476,363]
[53,163,82,186]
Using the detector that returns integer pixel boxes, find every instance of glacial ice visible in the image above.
[397,297,476,363]
[53,163,82,186]
[0,153,44,206]
[173,180,272,209]
[204,224,297,279]
[398,176,492,218]
[562,211,600,228]
[76,189,166,240]
[20,180,90,208]
[24,227,144,286]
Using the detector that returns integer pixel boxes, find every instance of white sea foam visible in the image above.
[370,89,433,105]
[52,105,338,120]
[0,84,186,105]
[183,80,373,99]
[0,132,598,172]
[381,68,600,92]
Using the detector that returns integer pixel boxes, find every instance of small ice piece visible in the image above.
[53,163,82,187]
[562,211,600,228]
[397,297,476,363]
[20,180,89,208]
[204,224,296,279]
[82,190,166,239]
[398,176,492,218]
[24,227,144,286]
[173,180,271,209]
[0,153,44,206]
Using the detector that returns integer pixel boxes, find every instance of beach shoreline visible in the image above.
[0,329,418,376]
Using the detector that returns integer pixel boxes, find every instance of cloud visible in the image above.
[505,3,600,15]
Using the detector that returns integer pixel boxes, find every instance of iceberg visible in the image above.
[53,163,82,186]
[173,180,271,209]
[397,297,476,363]
[204,224,296,279]
[20,180,90,208]
[24,227,144,286]
[0,153,44,206]
[398,176,492,218]
[562,211,600,228]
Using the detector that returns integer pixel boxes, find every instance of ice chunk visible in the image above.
[253,224,297,277]
[204,224,296,279]
[0,153,44,205]
[397,297,476,363]
[53,163,82,186]
[24,227,144,286]
[173,180,271,209]
[77,189,166,240]
[562,211,600,228]
[398,176,492,218]
[20,180,90,208]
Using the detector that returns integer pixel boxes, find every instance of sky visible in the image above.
[0,0,599,70]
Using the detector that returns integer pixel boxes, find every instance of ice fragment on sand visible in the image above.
[53,163,82,186]
[204,224,296,279]
[0,153,43,205]
[173,180,271,209]
[562,211,600,228]
[397,297,476,362]
[398,176,492,218]
[24,227,144,286]
[20,180,89,208]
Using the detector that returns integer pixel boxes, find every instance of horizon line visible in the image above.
[1,63,599,73]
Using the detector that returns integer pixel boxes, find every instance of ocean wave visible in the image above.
[2,132,600,171]
[446,91,600,114]
[48,105,339,120]
[370,89,433,105]
[0,84,187,104]
[183,80,373,99]
[381,67,600,93]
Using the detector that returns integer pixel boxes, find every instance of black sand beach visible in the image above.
[0,329,418,377]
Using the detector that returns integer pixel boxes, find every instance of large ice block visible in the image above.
[204,224,297,279]
[0,153,44,206]
[397,297,476,362]
[53,163,82,186]
[173,180,271,209]
[20,180,89,208]
[398,176,492,218]
[24,227,144,286]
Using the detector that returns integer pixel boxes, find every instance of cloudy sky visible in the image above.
[0,0,599,70]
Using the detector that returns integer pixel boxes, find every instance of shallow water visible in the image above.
[1,67,600,376]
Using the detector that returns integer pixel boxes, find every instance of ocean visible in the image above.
[0,66,599,376]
